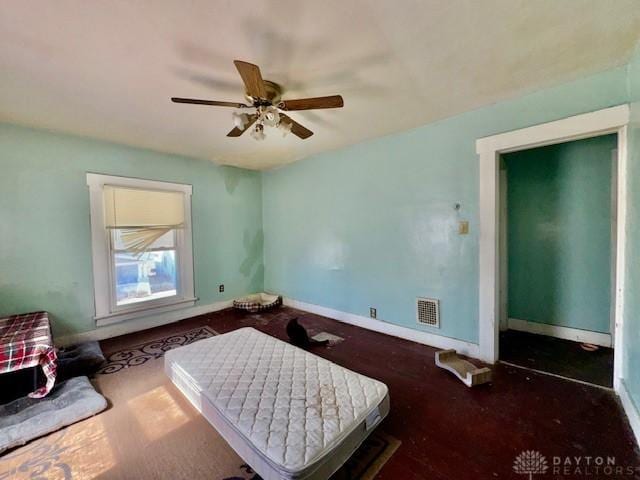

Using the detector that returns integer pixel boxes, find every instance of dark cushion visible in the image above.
[56,341,105,383]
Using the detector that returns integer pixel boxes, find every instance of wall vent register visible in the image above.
[416,297,440,328]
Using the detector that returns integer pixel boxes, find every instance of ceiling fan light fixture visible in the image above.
[262,106,280,127]
[277,119,292,137]
[250,123,266,141]
[232,112,249,129]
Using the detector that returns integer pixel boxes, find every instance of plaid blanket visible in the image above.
[0,311,57,398]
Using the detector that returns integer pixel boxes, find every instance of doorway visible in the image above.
[498,134,617,387]
[475,105,629,392]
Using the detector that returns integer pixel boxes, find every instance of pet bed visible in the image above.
[165,327,389,480]
[0,376,107,453]
[233,293,282,313]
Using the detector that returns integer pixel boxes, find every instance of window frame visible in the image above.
[87,173,195,327]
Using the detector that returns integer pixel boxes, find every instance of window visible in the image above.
[87,174,195,326]
[111,229,177,307]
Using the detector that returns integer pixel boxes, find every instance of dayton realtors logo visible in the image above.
[513,451,640,477]
[513,451,548,479]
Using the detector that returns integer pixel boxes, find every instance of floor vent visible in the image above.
[416,297,440,328]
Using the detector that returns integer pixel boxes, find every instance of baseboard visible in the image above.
[284,298,480,359]
[619,380,640,448]
[508,318,612,347]
[54,299,234,346]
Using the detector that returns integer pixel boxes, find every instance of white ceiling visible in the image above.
[1,1,639,170]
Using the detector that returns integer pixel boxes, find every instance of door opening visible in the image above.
[475,104,629,392]
[498,134,617,387]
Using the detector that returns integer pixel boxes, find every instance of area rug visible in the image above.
[97,326,218,374]
[0,327,399,479]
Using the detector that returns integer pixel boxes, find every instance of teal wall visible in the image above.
[623,45,640,418]
[504,135,616,333]
[0,124,264,337]
[262,65,630,344]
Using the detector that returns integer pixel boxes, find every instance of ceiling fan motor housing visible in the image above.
[245,80,283,105]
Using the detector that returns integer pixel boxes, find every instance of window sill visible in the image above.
[95,297,198,327]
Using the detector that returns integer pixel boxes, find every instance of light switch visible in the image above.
[458,220,469,235]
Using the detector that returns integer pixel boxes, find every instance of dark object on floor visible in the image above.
[286,318,329,348]
[0,376,107,453]
[581,342,600,352]
[0,367,43,405]
[311,331,344,346]
[435,349,492,387]
[500,329,613,387]
[56,341,105,383]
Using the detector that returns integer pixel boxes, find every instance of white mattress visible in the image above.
[165,327,389,480]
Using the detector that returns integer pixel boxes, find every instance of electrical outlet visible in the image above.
[458,220,469,235]
[219,284,224,293]
[369,307,377,319]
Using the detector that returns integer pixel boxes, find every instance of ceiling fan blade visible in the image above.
[227,114,258,137]
[171,97,249,108]
[233,60,267,99]
[278,95,344,111]
[280,114,314,139]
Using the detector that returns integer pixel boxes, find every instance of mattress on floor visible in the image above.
[165,327,389,480]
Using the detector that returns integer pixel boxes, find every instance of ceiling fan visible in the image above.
[171,60,344,140]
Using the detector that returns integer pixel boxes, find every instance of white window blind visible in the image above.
[103,186,185,228]
[103,186,185,255]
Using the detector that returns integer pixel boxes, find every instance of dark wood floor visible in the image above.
[500,329,614,388]
[102,307,640,480]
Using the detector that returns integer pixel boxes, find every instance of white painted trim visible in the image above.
[86,173,195,324]
[610,148,619,344]
[478,149,500,362]
[619,380,640,448]
[507,318,612,348]
[613,127,628,391]
[498,166,508,331]
[95,297,197,327]
[86,173,193,194]
[476,105,630,376]
[283,298,480,358]
[55,299,233,346]
[476,105,630,155]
